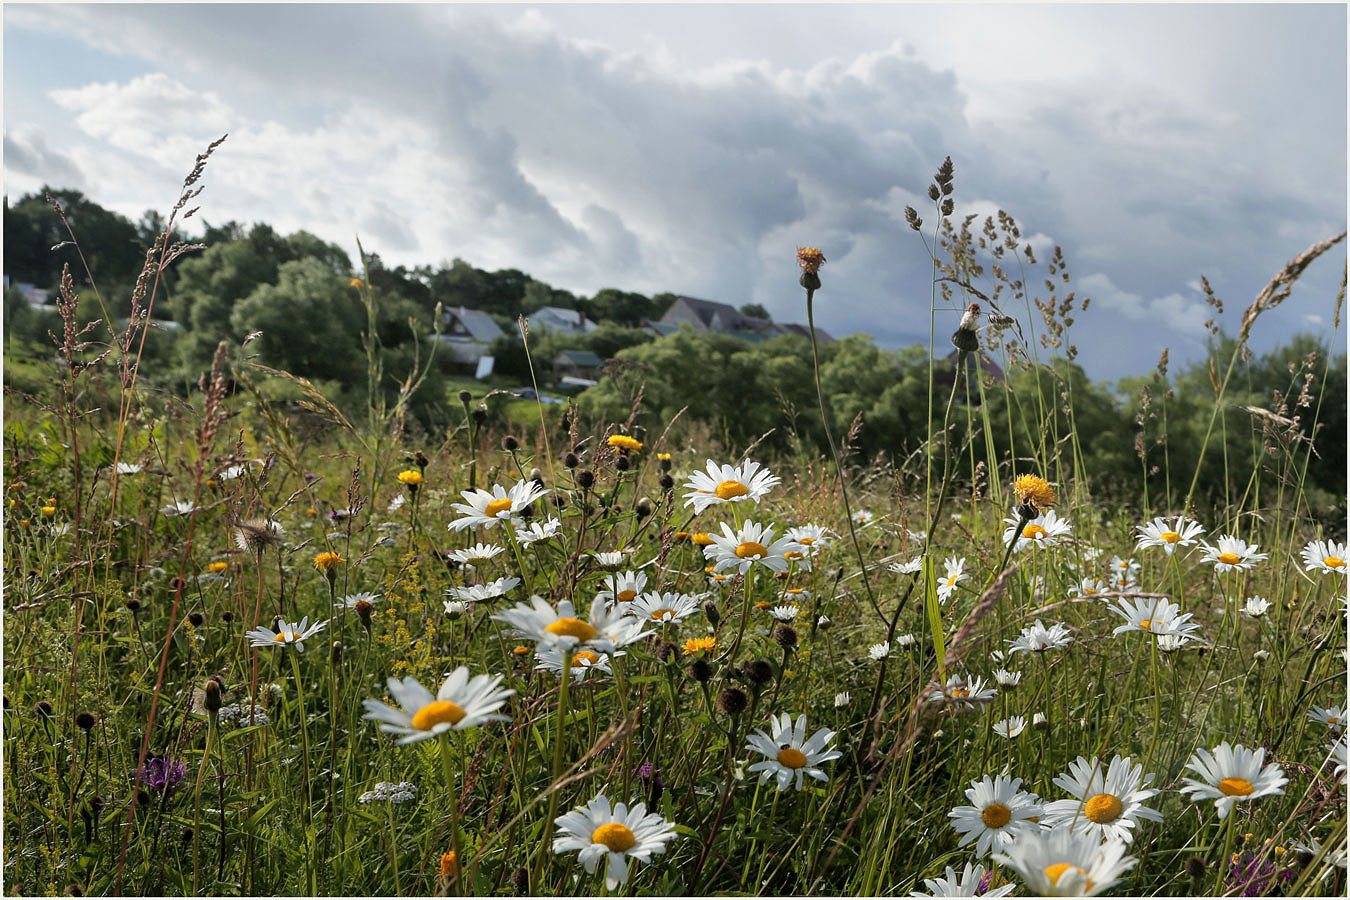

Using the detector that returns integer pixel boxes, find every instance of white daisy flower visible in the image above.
[929,674,998,709]
[817,614,831,627]
[492,596,650,654]
[362,669,513,745]
[833,691,851,708]
[937,556,969,603]
[993,825,1136,896]
[590,550,630,567]
[895,633,918,648]
[1327,736,1347,785]
[1198,535,1269,573]
[1307,705,1346,730]
[443,600,469,617]
[1108,597,1201,639]
[1241,596,1272,617]
[769,604,799,622]
[786,524,833,553]
[160,500,197,517]
[1107,556,1140,585]
[1041,756,1162,844]
[627,591,702,625]
[1032,712,1049,727]
[993,668,1022,688]
[444,576,521,604]
[244,616,326,652]
[948,774,1042,857]
[1156,633,1196,653]
[115,462,143,475]
[868,641,891,661]
[515,517,562,546]
[745,712,842,791]
[682,458,780,515]
[889,556,925,575]
[1003,510,1073,553]
[1302,539,1348,575]
[1008,620,1074,654]
[1075,577,1108,600]
[595,570,649,605]
[909,862,1014,897]
[781,587,813,605]
[703,520,796,575]
[535,647,616,680]
[1134,516,1205,555]
[994,716,1026,739]
[336,591,380,609]
[851,509,876,526]
[447,543,506,565]
[387,493,406,514]
[217,463,249,481]
[1179,741,1288,819]
[448,479,550,531]
[552,793,677,890]
[1292,834,1348,872]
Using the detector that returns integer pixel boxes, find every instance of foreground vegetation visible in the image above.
[3,145,1347,897]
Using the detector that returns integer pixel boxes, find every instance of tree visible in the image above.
[739,303,771,321]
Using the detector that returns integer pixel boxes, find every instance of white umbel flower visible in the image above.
[745,712,842,791]
[1003,510,1072,552]
[948,774,1042,857]
[993,825,1136,896]
[682,459,780,515]
[909,862,1015,897]
[1302,539,1348,575]
[1198,535,1269,573]
[1008,620,1074,654]
[1133,516,1205,555]
[448,479,549,531]
[245,616,326,652]
[361,669,513,744]
[703,520,796,575]
[492,596,650,654]
[1041,756,1163,844]
[1179,741,1288,819]
[552,793,677,890]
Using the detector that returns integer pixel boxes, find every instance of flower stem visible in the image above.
[438,732,462,896]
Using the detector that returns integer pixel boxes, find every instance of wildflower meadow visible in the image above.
[3,143,1347,898]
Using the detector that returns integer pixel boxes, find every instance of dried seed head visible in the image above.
[771,624,798,650]
[233,518,284,554]
[615,456,630,472]
[576,469,595,490]
[75,711,96,731]
[702,601,721,628]
[716,686,749,716]
[458,390,473,405]
[635,497,654,518]
[36,700,54,719]
[509,867,530,895]
[187,611,205,627]
[690,657,714,683]
[502,435,519,451]
[562,451,580,469]
[659,473,675,491]
[742,659,774,685]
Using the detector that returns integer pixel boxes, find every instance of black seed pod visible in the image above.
[203,680,223,714]
[221,611,234,623]
[458,390,473,405]
[562,452,579,469]
[742,659,774,685]
[502,435,519,451]
[615,456,630,472]
[125,598,142,613]
[659,474,674,491]
[75,711,96,731]
[576,469,595,490]
[716,686,749,716]
[702,601,720,628]
[188,611,205,627]
[635,497,653,518]
[509,867,530,895]
[471,403,488,425]
[771,624,798,650]
[690,657,714,683]
[36,700,54,719]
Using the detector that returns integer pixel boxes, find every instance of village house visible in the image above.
[433,306,505,371]
[656,295,833,343]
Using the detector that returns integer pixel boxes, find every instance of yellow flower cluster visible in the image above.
[397,470,423,486]
[313,551,346,572]
[608,434,643,453]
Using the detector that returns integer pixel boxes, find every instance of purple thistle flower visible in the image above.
[976,869,996,896]
[1225,853,1295,897]
[136,756,187,793]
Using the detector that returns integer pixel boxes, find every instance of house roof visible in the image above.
[940,349,1005,381]
[445,306,504,342]
[662,295,833,343]
[556,349,605,368]
[643,321,681,337]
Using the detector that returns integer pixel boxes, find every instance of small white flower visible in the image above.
[552,793,678,890]
[1327,736,1347,785]
[1002,509,1073,552]
[1198,535,1269,573]
[1032,712,1048,727]
[1301,539,1348,575]
[895,633,918,648]
[993,716,1026,739]
[937,556,969,603]
[443,600,470,617]
[948,774,1042,857]
[493,596,650,653]
[1252,648,1270,661]
[160,500,197,517]
[703,520,797,575]
[336,591,380,609]
[447,543,506,565]
[834,691,851,708]
[448,479,550,531]
[786,524,833,553]
[1157,633,1196,653]
[115,462,143,475]
[591,550,630,567]
[515,517,562,546]
[1041,755,1163,844]
[386,493,406,514]
[1180,741,1288,819]
[993,825,1136,896]
[868,641,891,661]
[444,576,521,603]
[745,712,842,791]
[363,669,514,745]
[1008,620,1074,654]
[993,668,1022,688]
[245,616,327,652]
[817,614,831,627]
[535,647,615,680]
[929,674,997,709]
[1307,705,1346,731]
[1134,516,1205,555]
[909,862,1014,898]
[851,509,875,526]
[627,591,702,625]
[1108,597,1201,639]
[595,570,649,605]
[1075,577,1108,600]
[682,459,780,515]
[888,556,924,575]
[769,604,799,622]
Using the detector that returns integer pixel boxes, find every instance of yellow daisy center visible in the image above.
[777,747,808,769]
[650,609,676,621]
[736,541,768,559]
[272,632,297,643]
[691,533,714,546]
[1160,531,1181,543]
[755,601,773,610]
[981,802,1012,828]
[616,589,637,602]
[1084,793,1124,824]
[1138,619,1153,630]
[715,480,750,500]
[411,700,466,731]
[1324,556,1345,569]
[1218,777,1254,797]
[1329,716,1340,724]
[798,537,815,545]
[1023,524,1047,539]
[1217,552,1241,565]
[1044,863,1091,891]
[546,617,599,642]
[573,650,600,666]
[485,498,514,517]
[951,688,970,699]
[785,550,803,559]
[591,822,637,852]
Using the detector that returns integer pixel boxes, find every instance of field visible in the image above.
[3,152,1347,899]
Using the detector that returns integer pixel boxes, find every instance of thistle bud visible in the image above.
[702,601,720,628]
[75,711,96,731]
[716,687,749,716]
[742,659,774,685]
[457,390,473,406]
[690,657,714,683]
[576,469,595,490]
[771,624,798,650]
[635,497,653,518]
[188,611,205,627]
[562,452,579,469]
[502,435,519,451]
[659,474,675,492]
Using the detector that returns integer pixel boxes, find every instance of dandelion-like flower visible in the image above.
[397,470,423,486]
[681,636,717,656]
[796,246,826,274]
[745,712,842,791]
[449,479,550,531]
[1134,516,1205,555]
[1041,756,1162,844]
[948,774,1042,857]
[993,825,1136,896]
[1012,474,1057,515]
[552,793,677,890]
[1302,539,1348,575]
[493,596,649,654]
[937,556,969,603]
[1008,620,1074,654]
[909,862,1015,898]
[362,669,513,745]
[1003,510,1073,553]
[682,459,780,515]
[703,520,796,575]
[313,551,345,572]
[1179,741,1287,819]
[1198,536,1269,573]
[607,434,643,454]
[245,616,327,652]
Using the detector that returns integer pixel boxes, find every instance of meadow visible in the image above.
[3,146,1347,898]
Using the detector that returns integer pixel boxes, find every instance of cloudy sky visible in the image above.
[4,3,1346,380]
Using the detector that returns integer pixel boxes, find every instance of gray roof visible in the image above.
[556,349,605,368]
[444,307,504,342]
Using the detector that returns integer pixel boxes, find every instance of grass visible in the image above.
[2,146,1346,898]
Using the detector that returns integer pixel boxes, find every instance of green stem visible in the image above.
[438,733,463,896]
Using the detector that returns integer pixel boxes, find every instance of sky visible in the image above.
[4,2,1347,381]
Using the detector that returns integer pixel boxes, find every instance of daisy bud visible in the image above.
[742,659,774,685]
[659,474,675,492]
[576,469,595,490]
[562,451,579,468]
[472,403,487,424]
[202,680,223,714]
[717,686,749,717]
[188,611,205,627]
[509,866,530,895]
[771,624,798,650]
[690,657,714,683]
[75,711,96,731]
[951,302,981,352]
[330,641,344,664]
[635,497,654,518]
[502,435,519,451]
[703,601,721,628]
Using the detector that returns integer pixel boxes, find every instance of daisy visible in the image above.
[627,591,701,625]
[493,596,650,654]
[448,479,549,531]
[1180,741,1288,819]
[868,641,891,661]
[362,669,513,745]
[336,591,380,609]
[889,556,924,575]
[703,520,796,575]
[1198,535,1269,573]
[1075,577,1108,600]
[1008,620,1074,654]
[993,669,1022,688]
[1041,756,1162,844]
[444,576,521,604]
[552,793,677,890]
[1156,633,1197,652]
[115,461,144,475]
[948,774,1042,857]
[1107,556,1141,586]
[929,673,998,709]
[769,604,800,622]
[745,712,842,791]
[590,550,630,568]
[1241,596,1272,617]
[443,600,469,618]
[993,825,1136,896]
[1306,705,1345,731]
[786,524,833,553]
[834,691,851,708]
[936,556,969,603]
[515,517,562,546]
[387,493,407,514]
[1108,597,1201,639]
[245,616,326,652]
[161,500,197,517]
[535,647,615,680]
[595,570,648,605]
[781,587,813,604]
[1003,510,1073,553]
[895,633,918,648]
[682,459,780,515]
[1302,539,1348,575]
[851,509,876,527]
[446,543,505,565]
[1327,736,1348,784]
[909,862,1015,898]
[994,716,1027,738]
[1134,516,1205,555]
